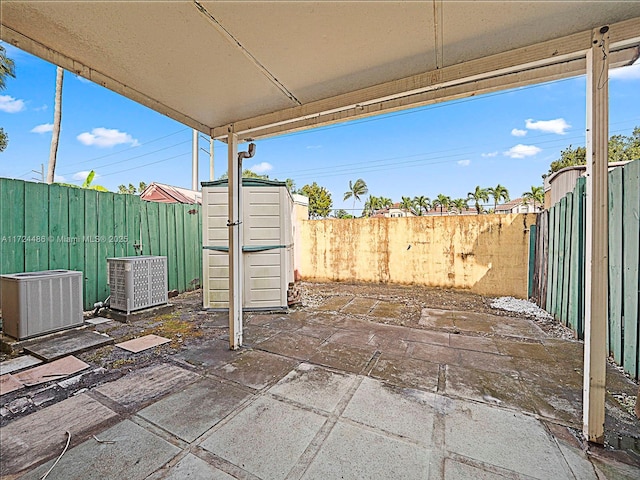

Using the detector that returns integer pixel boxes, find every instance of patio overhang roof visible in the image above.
[2,1,640,142]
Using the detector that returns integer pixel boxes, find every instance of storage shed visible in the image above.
[202,179,294,310]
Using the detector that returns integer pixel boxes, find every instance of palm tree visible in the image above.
[379,196,393,208]
[522,185,545,210]
[400,196,414,214]
[450,198,469,215]
[47,66,64,184]
[363,195,381,217]
[488,184,510,212]
[0,45,15,90]
[344,178,368,215]
[432,194,451,215]
[413,196,430,216]
[468,186,489,214]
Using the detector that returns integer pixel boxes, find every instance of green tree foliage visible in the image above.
[487,184,510,211]
[362,195,381,217]
[432,194,451,215]
[333,209,353,219]
[413,196,430,216]
[118,181,148,195]
[400,196,414,214]
[0,127,7,153]
[547,128,640,174]
[219,169,270,180]
[0,45,16,152]
[450,198,469,214]
[522,186,544,207]
[81,170,108,191]
[468,186,489,214]
[300,182,332,219]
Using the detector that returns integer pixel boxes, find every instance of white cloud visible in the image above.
[457,159,471,166]
[77,127,139,148]
[610,61,640,80]
[73,171,99,181]
[525,118,570,135]
[249,161,273,174]
[511,128,527,137]
[504,144,542,159]
[481,151,498,158]
[75,75,93,84]
[54,174,66,182]
[34,104,48,112]
[0,95,25,113]
[306,145,322,150]
[31,123,54,134]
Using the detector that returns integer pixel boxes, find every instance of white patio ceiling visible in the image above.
[2,1,640,141]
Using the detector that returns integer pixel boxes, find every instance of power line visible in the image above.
[99,152,191,177]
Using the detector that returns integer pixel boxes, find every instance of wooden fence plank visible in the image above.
[24,182,49,272]
[556,198,567,323]
[83,190,99,310]
[546,205,557,314]
[0,178,25,274]
[539,210,549,310]
[561,193,573,326]
[622,160,640,378]
[125,195,141,256]
[609,167,624,363]
[158,202,169,258]
[166,204,178,291]
[67,188,85,274]
[48,184,69,270]
[139,201,151,256]
[528,224,537,299]
[112,194,128,258]
[568,181,581,333]
[146,201,161,255]
[174,204,186,292]
[576,177,586,340]
[97,192,115,303]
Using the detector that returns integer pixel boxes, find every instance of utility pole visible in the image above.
[200,134,214,180]
[31,163,44,182]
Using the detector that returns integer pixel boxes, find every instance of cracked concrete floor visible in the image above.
[1,285,639,479]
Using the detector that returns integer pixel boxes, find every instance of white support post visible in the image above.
[192,129,199,191]
[583,26,609,445]
[228,131,242,349]
[209,136,214,180]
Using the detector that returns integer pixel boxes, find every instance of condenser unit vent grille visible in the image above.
[107,256,167,314]
[0,270,83,340]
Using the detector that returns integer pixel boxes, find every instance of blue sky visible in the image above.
[1,42,639,213]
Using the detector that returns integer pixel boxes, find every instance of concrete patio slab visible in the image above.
[137,378,251,442]
[410,342,461,365]
[116,334,171,353]
[85,316,113,325]
[200,396,326,480]
[94,363,198,410]
[23,329,114,361]
[405,327,451,346]
[448,334,499,354]
[215,349,299,390]
[13,355,90,386]
[257,331,325,361]
[20,419,180,480]
[343,376,436,444]
[268,363,356,413]
[308,342,377,374]
[316,295,353,311]
[444,399,578,479]
[340,296,378,315]
[159,453,235,480]
[369,354,440,392]
[293,322,338,340]
[369,300,418,320]
[326,328,375,346]
[0,393,118,476]
[300,420,431,480]
[177,338,242,368]
[494,338,553,361]
[0,373,24,396]
[0,355,42,375]
[443,458,514,480]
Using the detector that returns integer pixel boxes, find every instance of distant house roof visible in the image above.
[140,182,202,204]
[495,197,541,212]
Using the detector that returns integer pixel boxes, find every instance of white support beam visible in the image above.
[583,25,610,445]
[212,17,640,140]
[227,131,242,350]
[209,136,215,181]
[192,129,199,191]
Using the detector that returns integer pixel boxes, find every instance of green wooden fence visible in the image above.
[0,178,202,310]
[531,160,640,380]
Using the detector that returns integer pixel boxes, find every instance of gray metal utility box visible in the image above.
[0,270,83,340]
[107,256,168,314]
